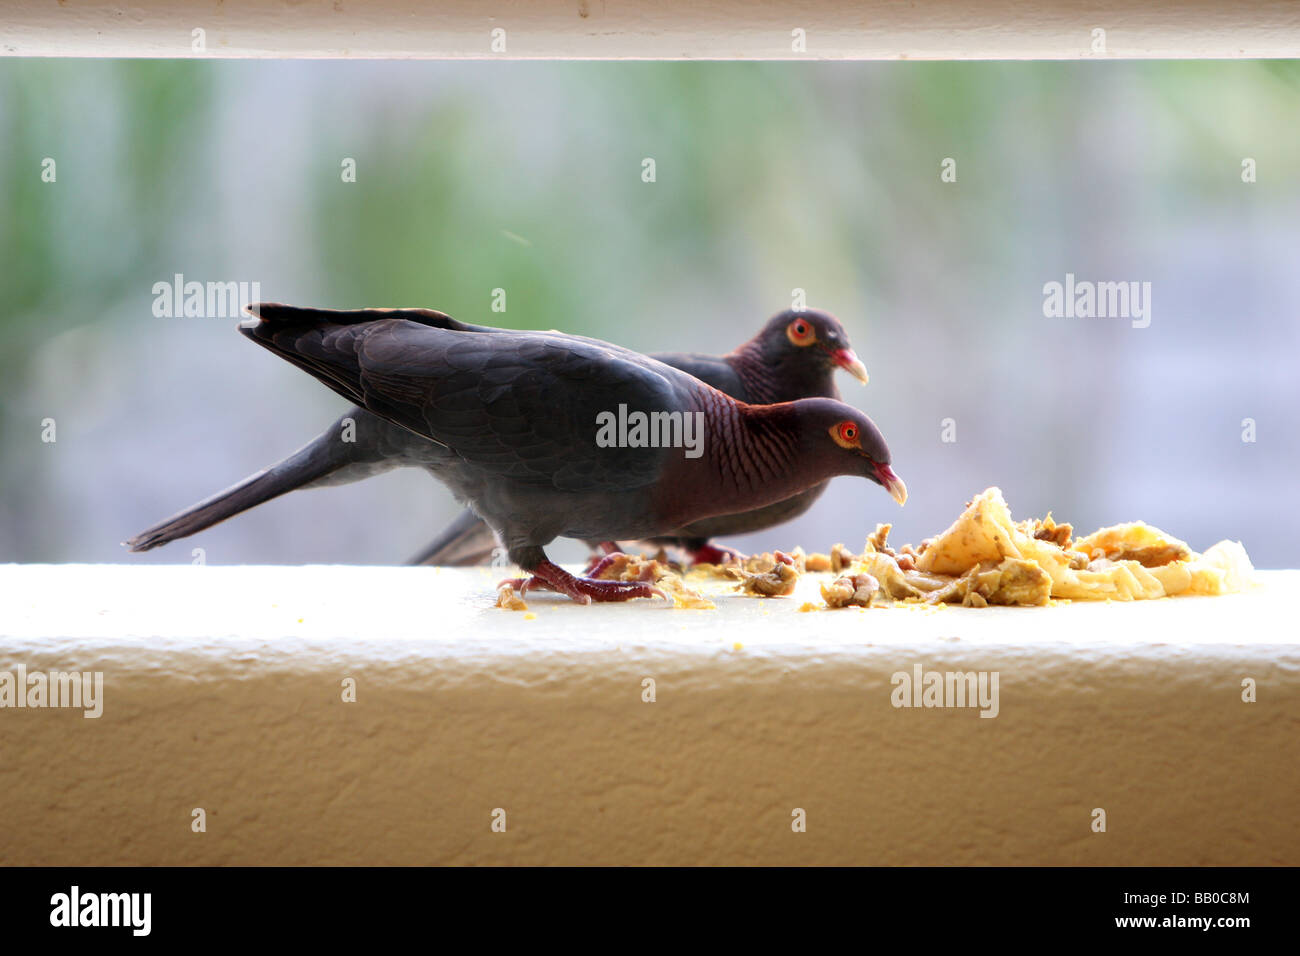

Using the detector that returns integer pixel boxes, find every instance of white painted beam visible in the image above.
[2,1,1299,59]
[1,564,1296,865]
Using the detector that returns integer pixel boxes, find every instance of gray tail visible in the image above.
[244,302,472,332]
[125,439,345,552]
[407,508,499,566]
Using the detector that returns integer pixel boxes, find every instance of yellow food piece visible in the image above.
[821,572,881,608]
[1074,522,1192,567]
[594,553,716,609]
[826,487,1254,608]
[829,543,857,573]
[735,561,799,597]
[804,553,832,573]
[1153,539,1254,596]
[857,551,930,599]
[663,575,716,610]
[926,558,1052,607]
[494,584,529,611]
[914,488,1021,575]
[741,550,805,574]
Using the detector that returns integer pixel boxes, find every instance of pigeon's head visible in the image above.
[792,398,906,506]
[753,309,869,386]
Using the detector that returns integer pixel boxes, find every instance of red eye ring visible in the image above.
[829,420,861,448]
[786,318,816,346]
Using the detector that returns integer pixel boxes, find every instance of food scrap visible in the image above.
[820,572,881,608]
[495,583,529,611]
[734,560,800,597]
[818,487,1253,609]
[803,542,859,573]
[494,489,1253,612]
[591,552,716,609]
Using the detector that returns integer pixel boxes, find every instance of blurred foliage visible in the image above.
[0,62,213,557]
[1,59,1297,564]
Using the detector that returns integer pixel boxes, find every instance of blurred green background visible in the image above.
[1,60,1297,566]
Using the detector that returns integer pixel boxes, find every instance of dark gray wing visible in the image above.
[242,316,689,493]
[651,351,749,402]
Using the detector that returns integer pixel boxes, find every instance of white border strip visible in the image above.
[3,0,1299,60]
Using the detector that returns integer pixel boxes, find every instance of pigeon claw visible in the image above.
[531,560,663,604]
[561,574,663,604]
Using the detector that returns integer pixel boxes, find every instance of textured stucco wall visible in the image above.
[3,1,1299,59]
[1,565,1296,865]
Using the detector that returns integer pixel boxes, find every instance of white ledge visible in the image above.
[4,1,1300,60]
[1,564,1297,865]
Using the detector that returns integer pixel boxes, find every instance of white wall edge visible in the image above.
[2,565,1297,864]
[3,1,1300,60]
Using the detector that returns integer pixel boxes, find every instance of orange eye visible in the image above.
[830,420,861,449]
[786,318,816,346]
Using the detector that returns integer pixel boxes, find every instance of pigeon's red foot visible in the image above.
[506,559,664,604]
[690,542,747,566]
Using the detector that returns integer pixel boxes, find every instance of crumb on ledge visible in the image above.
[735,561,799,597]
[495,583,529,611]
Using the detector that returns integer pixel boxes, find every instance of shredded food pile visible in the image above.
[817,487,1253,608]
[495,487,1254,610]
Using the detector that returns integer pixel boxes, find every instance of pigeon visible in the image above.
[230,304,905,603]
[126,307,869,563]
[418,307,870,565]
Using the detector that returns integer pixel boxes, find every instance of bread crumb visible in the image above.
[495,584,529,611]
[735,561,799,597]
[593,552,715,608]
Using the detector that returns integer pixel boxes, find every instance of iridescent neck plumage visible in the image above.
[725,341,837,405]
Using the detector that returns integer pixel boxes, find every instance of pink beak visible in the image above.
[832,348,869,385]
[874,463,907,506]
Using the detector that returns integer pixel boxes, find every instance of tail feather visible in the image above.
[245,302,476,332]
[239,303,488,434]
[125,441,345,552]
[407,508,499,566]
